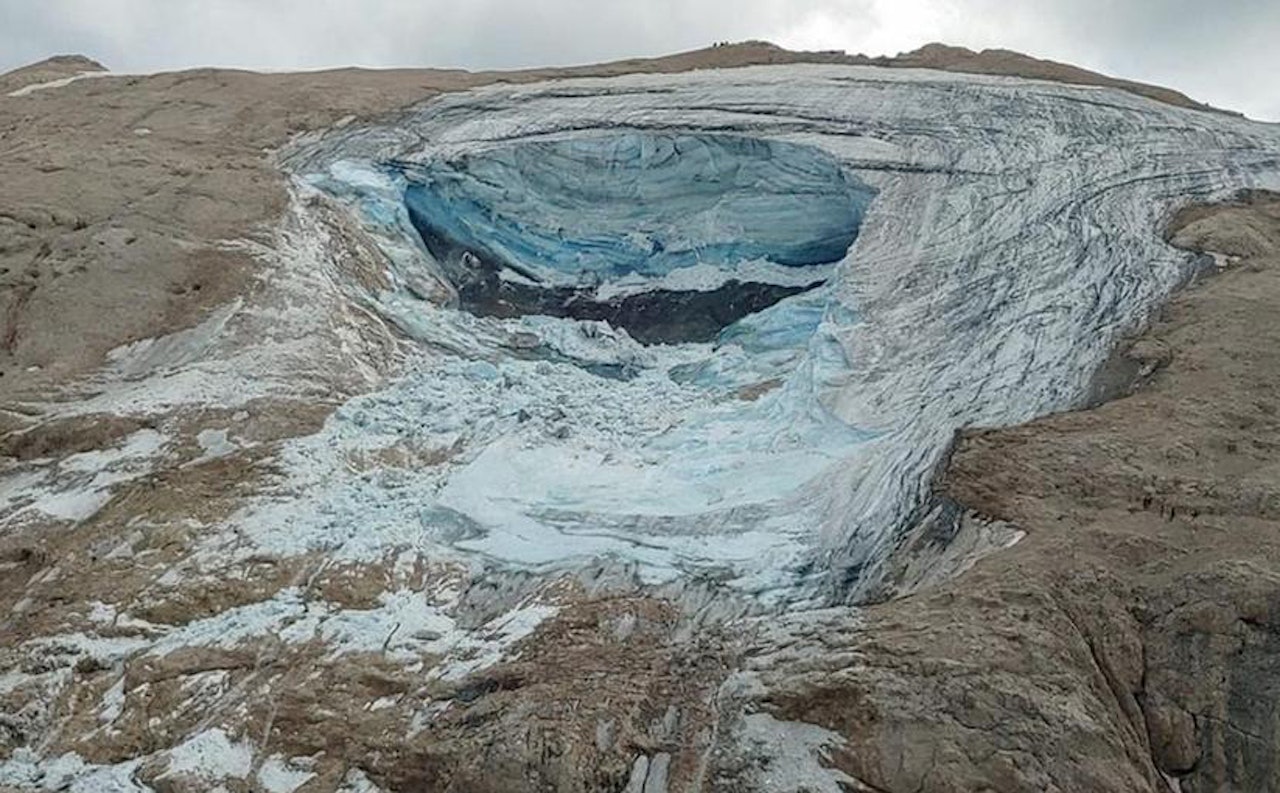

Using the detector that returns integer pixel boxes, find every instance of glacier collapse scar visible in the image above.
[398,133,875,343]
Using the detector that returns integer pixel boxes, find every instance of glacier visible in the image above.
[273,64,1280,603]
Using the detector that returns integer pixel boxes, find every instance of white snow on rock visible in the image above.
[5,71,108,97]
[338,768,387,793]
[735,713,857,793]
[0,429,168,528]
[0,750,151,792]
[257,754,317,793]
[193,427,237,462]
[161,727,254,782]
[97,674,126,724]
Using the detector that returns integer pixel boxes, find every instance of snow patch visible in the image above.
[339,768,387,793]
[193,428,238,462]
[0,750,150,793]
[133,584,556,679]
[162,727,254,781]
[98,675,126,724]
[737,713,856,793]
[257,755,316,793]
[1,429,168,528]
[6,71,107,97]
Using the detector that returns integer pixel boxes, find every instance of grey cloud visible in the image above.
[959,0,1280,120]
[0,0,806,71]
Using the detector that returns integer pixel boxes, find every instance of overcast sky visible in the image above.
[2,0,1276,121]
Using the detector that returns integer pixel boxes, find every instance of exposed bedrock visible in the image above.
[400,231,814,345]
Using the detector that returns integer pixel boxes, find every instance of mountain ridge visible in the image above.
[5,39,1228,116]
[1,43,1278,793]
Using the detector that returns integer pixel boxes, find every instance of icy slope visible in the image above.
[278,64,1280,601]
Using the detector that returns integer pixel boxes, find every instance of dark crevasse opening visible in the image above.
[398,132,875,344]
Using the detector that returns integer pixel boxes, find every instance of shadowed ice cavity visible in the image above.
[397,133,875,344]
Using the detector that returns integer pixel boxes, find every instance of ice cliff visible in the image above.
[399,133,872,343]
[275,64,1280,603]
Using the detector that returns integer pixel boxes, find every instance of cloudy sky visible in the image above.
[2,0,1276,121]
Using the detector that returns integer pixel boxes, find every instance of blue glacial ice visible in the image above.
[273,64,1280,602]
[394,133,874,344]
[401,133,872,281]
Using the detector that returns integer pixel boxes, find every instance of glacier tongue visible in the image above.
[275,64,1280,601]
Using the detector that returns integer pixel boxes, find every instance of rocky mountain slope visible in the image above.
[1,42,1279,793]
